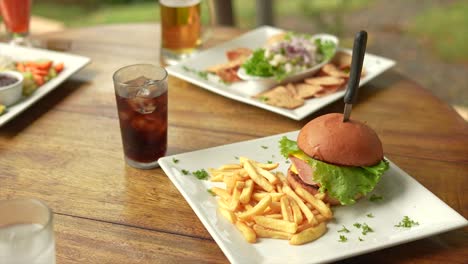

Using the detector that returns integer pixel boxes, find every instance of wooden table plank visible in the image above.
[54,214,226,264]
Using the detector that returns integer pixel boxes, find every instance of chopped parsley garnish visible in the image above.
[192,169,209,180]
[197,71,208,80]
[207,189,216,196]
[361,223,374,235]
[285,160,290,164]
[172,158,179,164]
[182,65,211,81]
[338,235,348,242]
[366,213,374,218]
[267,160,273,164]
[234,156,239,160]
[353,223,362,229]
[258,96,269,102]
[261,145,268,149]
[369,194,383,202]
[338,225,350,233]
[181,169,189,175]
[358,237,364,242]
[395,216,419,228]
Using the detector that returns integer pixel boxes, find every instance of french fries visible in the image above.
[253,224,292,240]
[289,222,327,245]
[295,187,333,219]
[210,157,333,245]
[254,216,298,234]
[236,221,256,243]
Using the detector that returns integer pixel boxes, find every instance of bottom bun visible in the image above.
[287,168,341,206]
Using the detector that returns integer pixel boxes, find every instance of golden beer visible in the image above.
[160,0,202,54]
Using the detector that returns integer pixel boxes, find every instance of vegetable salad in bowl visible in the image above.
[239,32,338,81]
[236,32,338,95]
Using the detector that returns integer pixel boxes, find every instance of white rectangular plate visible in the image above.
[0,44,91,127]
[167,26,395,120]
[159,131,467,264]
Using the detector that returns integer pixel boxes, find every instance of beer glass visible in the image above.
[113,64,168,169]
[0,0,32,46]
[160,0,212,65]
[0,199,55,264]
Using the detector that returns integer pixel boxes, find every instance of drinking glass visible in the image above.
[113,64,168,169]
[0,199,55,264]
[0,0,32,46]
[159,0,212,65]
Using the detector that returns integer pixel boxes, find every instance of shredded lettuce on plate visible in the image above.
[279,136,389,205]
[241,48,287,80]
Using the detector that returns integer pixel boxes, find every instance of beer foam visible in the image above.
[160,0,201,7]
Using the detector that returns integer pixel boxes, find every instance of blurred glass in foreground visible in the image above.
[0,199,55,264]
[0,0,32,46]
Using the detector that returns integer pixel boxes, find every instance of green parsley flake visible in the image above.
[181,169,189,175]
[366,213,374,218]
[192,169,209,180]
[359,237,364,242]
[395,216,420,228]
[369,194,383,202]
[353,223,362,229]
[267,160,273,164]
[259,96,269,102]
[361,223,374,235]
[207,189,216,196]
[197,71,208,80]
[234,156,239,160]
[338,235,348,242]
[261,145,268,149]
[172,158,179,164]
[182,65,213,82]
[338,225,350,233]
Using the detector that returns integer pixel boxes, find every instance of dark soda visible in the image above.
[115,89,168,164]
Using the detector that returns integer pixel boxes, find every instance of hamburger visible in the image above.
[279,113,389,206]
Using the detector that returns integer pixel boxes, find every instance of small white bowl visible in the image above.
[0,71,24,106]
[237,33,339,96]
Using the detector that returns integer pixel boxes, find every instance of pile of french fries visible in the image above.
[209,157,333,245]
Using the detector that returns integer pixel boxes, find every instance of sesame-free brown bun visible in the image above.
[297,113,384,167]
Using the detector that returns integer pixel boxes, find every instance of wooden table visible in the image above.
[1,24,467,263]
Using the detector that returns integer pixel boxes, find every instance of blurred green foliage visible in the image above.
[29,0,468,63]
[409,1,468,63]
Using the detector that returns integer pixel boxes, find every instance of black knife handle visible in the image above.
[344,30,367,104]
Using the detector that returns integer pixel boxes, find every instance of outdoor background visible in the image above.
[13,0,468,119]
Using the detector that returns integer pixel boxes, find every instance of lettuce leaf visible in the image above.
[315,39,337,62]
[279,136,389,205]
[242,48,286,80]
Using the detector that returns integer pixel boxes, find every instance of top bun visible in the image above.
[297,113,384,166]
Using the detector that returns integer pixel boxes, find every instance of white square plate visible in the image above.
[167,26,395,120]
[159,131,467,264]
[0,44,90,127]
